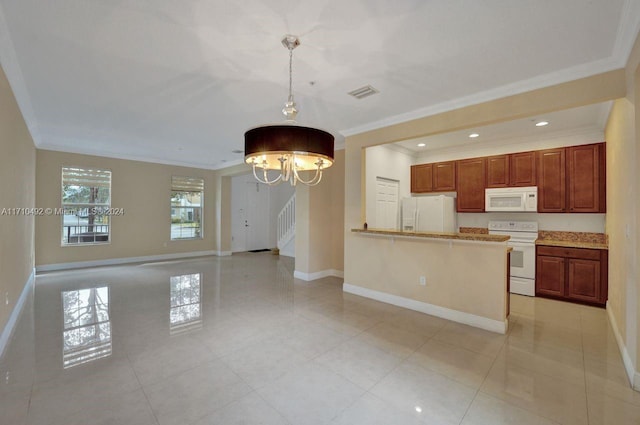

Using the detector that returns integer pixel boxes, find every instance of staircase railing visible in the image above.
[277,193,295,249]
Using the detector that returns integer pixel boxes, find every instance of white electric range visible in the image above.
[488,220,538,296]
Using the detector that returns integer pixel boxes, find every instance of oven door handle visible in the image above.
[507,241,536,247]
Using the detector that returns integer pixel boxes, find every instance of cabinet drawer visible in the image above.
[537,245,601,260]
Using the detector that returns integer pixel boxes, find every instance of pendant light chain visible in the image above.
[288,46,294,103]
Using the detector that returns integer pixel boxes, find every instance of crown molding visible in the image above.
[341,57,621,138]
[37,143,223,171]
[0,3,42,147]
[376,143,416,157]
[341,6,640,139]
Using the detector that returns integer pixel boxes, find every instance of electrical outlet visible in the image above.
[4,292,8,306]
[419,276,426,286]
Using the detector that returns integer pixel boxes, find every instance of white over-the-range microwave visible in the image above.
[485,186,538,212]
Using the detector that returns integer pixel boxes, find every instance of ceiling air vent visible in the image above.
[348,85,379,100]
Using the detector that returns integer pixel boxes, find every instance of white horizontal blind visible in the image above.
[62,167,111,188]
[172,176,204,192]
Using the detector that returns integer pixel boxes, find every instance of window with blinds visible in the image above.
[171,176,204,240]
[61,167,112,245]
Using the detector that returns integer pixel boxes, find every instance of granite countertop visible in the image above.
[351,228,510,243]
[535,231,608,250]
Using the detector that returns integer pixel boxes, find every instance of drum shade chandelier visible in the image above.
[244,35,334,186]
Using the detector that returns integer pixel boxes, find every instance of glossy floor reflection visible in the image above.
[1,253,639,424]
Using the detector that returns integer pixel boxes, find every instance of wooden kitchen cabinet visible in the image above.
[510,151,536,186]
[537,148,566,212]
[486,155,509,188]
[411,163,433,193]
[487,152,536,188]
[538,143,606,213]
[567,143,606,213]
[568,258,601,303]
[456,157,486,212]
[536,245,608,306]
[411,161,455,193]
[433,161,456,191]
[536,255,565,297]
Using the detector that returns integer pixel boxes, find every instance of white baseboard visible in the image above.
[343,283,508,334]
[606,301,640,391]
[294,269,344,281]
[0,268,35,359]
[216,251,232,257]
[36,250,218,272]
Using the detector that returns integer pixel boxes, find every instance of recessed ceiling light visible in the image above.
[535,121,549,127]
[417,143,426,147]
[415,406,423,413]
[469,133,480,138]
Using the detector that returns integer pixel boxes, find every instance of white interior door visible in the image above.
[245,181,270,251]
[231,175,274,252]
[231,177,248,252]
[375,178,399,230]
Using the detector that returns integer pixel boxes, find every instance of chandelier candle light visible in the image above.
[244,35,334,186]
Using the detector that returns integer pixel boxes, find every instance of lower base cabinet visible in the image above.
[536,245,608,306]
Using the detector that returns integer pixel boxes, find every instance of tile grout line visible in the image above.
[125,351,162,425]
[580,310,592,425]
[456,323,510,425]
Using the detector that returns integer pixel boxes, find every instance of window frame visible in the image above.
[61,166,112,247]
[170,176,204,241]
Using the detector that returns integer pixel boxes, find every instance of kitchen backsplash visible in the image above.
[457,212,606,233]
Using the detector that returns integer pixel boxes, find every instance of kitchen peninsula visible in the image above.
[346,228,512,334]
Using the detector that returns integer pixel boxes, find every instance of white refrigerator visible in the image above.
[401,195,456,233]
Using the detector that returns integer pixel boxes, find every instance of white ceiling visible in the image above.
[394,102,612,153]
[0,0,639,169]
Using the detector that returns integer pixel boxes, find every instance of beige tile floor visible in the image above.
[1,252,639,425]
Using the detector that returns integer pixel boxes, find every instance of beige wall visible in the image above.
[636,64,640,378]
[605,98,636,360]
[35,150,217,266]
[212,163,251,254]
[295,149,345,275]
[0,65,36,335]
[604,29,640,387]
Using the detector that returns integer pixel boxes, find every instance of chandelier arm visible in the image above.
[282,155,292,182]
[292,163,323,186]
[252,163,282,185]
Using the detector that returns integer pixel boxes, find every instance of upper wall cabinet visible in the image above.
[487,151,536,188]
[433,161,456,191]
[537,148,566,212]
[411,161,456,193]
[538,143,606,213]
[456,157,486,212]
[510,151,537,187]
[486,155,510,188]
[410,142,605,213]
[410,163,433,193]
[567,143,606,213]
